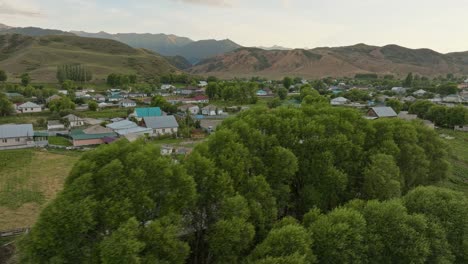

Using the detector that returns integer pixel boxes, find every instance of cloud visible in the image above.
[0,1,41,16]
[171,0,235,7]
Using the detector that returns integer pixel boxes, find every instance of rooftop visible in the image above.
[135,107,162,118]
[0,124,34,138]
[144,116,179,129]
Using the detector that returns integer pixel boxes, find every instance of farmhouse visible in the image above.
[63,114,85,128]
[17,102,41,113]
[331,97,349,106]
[202,105,223,116]
[0,124,41,149]
[143,116,179,136]
[119,99,137,108]
[47,120,65,131]
[106,120,152,137]
[367,107,397,119]
[70,125,117,147]
[178,104,200,115]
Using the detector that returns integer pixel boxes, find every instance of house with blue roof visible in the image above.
[133,107,163,121]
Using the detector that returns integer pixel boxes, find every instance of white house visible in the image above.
[202,105,223,116]
[63,114,85,128]
[143,116,179,136]
[330,97,349,106]
[413,89,427,97]
[443,94,462,103]
[47,120,65,131]
[178,104,200,115]
[391,87,407,94]
[0,124,35,149]
[161,84,175,90]
[17,102,42,113]
[119,99,137,108]
[198,81,208,87]
[94,94,106,102]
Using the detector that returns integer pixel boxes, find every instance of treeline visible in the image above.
[20,100,466,263]
[409,100,468,128]
[106,73,137,87]
[56,64,92,83]
[205,81,258,104]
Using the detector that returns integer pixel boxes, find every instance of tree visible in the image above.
[0,69,7,83]
[88,100,98,111]
[309,208,368,263]
[0,93,14,116]
[249,222,315,263]
[48,96,76,113]
[446,105,468,128]
[385,99,403,113]
[404,186,468,263]
[21,73,31,86]
[283,76,293,90]
[277,87,288,100]
[408,100,434,118]
[363,154,402,200]
[99,218,144,264]
[403,72,414,87]
[426,105,447,127]
[436,83,458,96]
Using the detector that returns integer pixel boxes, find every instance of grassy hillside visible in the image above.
[0,34,178,83]
[0,149,81,230]
[190,44,468,79]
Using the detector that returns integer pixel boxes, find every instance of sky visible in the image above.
[1,0,467,53]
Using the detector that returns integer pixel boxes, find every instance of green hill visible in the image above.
[0,34,177,83]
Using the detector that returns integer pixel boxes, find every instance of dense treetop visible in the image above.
[20,100,467,263]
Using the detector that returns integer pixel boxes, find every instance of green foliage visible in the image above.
[355,73,378,80]
[363,154,402,200]
[107,73,137,87]
[48,96,76,113]
[410,101,468,128]
[283,76,293,89]
[151,95,177,114]
[277,87,288,100]
[56,64,92,83]
[436,83,458,96]
[385,98,403,113]
[343,89,371,102]
[0,93,14,116]
[204,81,258,104]
[88,100,98,111]
[21,72,31,86]
[0,69,7,82]
[403,72,414,87]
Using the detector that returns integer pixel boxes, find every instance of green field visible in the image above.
[48,136,72,146]
[0,149,81,230]
[436,129,468,195]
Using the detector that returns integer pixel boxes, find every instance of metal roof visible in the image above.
[144,116,179,129]
[135,107,162,118]
[115,126,152,136]
[106,120,137,130]
[18,101,40,108]
[0,124,34,138]
[371,107,397,117]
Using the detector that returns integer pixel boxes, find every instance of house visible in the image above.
[391,87,407,94]
[178,104,200,115]
[106,120,152,137]
[17,102,42,113]
[443,94,462,103]
[193,95,209,104]
[0,124,34,149]
[180,86,200,95]
[202,105,223,116]
[70,125,117,147]
[134,107,163,121]
[331,97,349,106]
[198,81,208,87]
[143,116,179,136]
[58,90,68,95]
[119,99,137,108]
[108,94,122,102]
[93,94,106,102]
[63,114,85,128]
[47,120,65,131]
[46,94,61,103]
[128,92,146,98]
[161,84,175,90]
[256,90,268,96]
[454,125,468,132]
[413,89,427,97]
[402,96,416,102]
[367,106,397,118]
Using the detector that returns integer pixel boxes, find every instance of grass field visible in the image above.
[436,128,468,195]
[0,149,81,230]
[48,136,72,146]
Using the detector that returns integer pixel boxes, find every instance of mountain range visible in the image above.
[1,23,468,80]
[0,24,242,64]
[190,45,468,79]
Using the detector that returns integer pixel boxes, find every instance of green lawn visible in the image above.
[436,128,468,195]
[77,108,128,119]
[48,136,72,146]
[0,149,81,230]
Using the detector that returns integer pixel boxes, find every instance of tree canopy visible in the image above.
[20,101,466,264]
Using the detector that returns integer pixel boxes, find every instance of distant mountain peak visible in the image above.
[0,23,12,30]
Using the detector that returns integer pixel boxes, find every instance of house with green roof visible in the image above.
[133,107,162,121]
[70,125,117,147]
